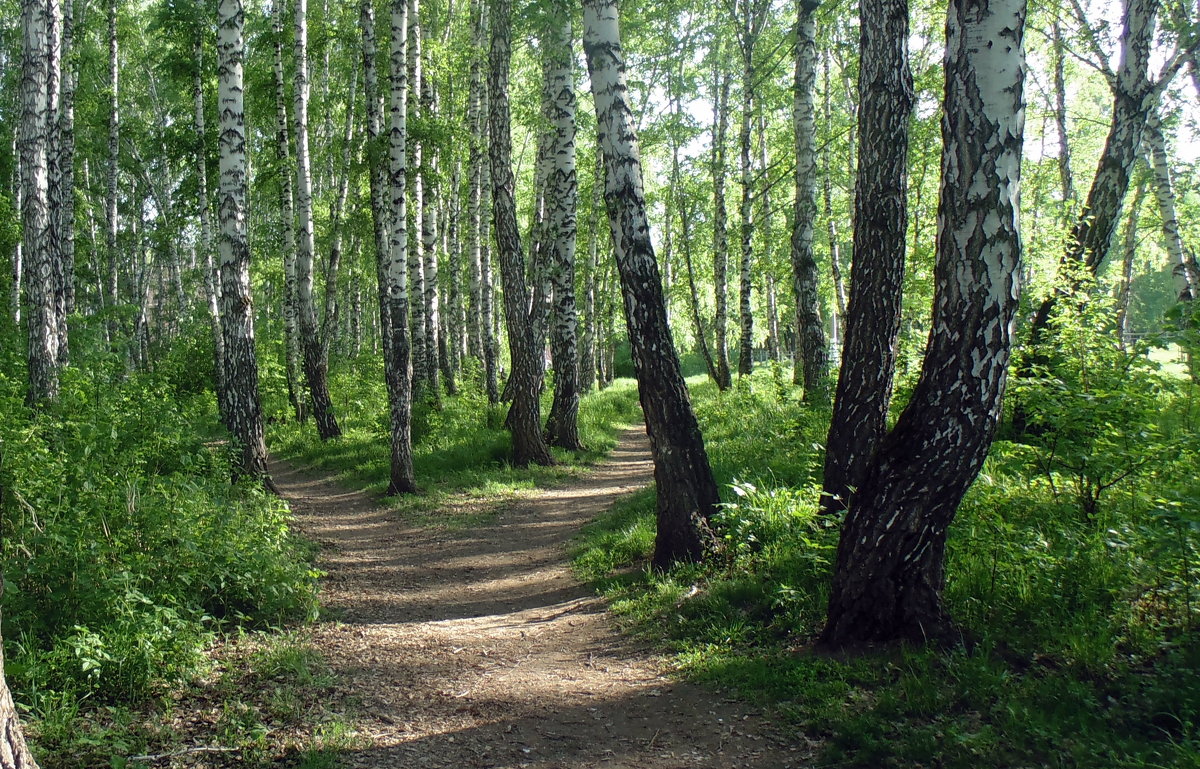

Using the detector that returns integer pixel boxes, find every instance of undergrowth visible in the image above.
[0,342,321,765]
[574,366,1200,769]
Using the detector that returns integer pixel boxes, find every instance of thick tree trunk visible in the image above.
[822,0,1025,646]
[381,0,417,494]
[489,0,554,466]
[217,0,274,490]
[21,0,60,405]
[294,0,342,440]
[543,13,582,450]
[583,0,721,568]
[821,0,913,514]
[791,0,827,393]
[710,47,733,390]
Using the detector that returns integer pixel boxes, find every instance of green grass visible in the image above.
[269,363,643,519]
[573,366,1200,769]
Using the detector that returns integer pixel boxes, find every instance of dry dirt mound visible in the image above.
[274,426,813,768]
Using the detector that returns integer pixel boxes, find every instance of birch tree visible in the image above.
[104,0,119,341]
[0,630,38,767]
[1144,110,1196,300]
[294,0,342,439]
[822,0,1026,646]
[216,0,273,488]
[55,0,75,364]
[791,0,826,393]
[732,0,768,377]
[543,8,582,450]
[21,0,59,405]
[582,0,721,567]
[273,1,305,423]
[489,0,554,466]
[382,0,417,493]
[821,0,914,515]
[709,41,733,390]
[192,15,229,428]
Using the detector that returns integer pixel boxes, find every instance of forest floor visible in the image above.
[270,425,815,769]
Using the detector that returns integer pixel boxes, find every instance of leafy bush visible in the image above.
[0,368,319,709]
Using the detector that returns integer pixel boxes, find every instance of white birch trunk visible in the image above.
[1144,111,1196,300]
[217,0,273,488]
[383,0,416,493]
[273,1,305,423]
[466,0,485,362]
[489,0,553,466]
[710,47,732,390]
[105,0,119,339]
[56,0,75,363]
[407,0,428,393]
[420,60,441,401]
[21,0,60,404]
[823,0,1026,646]
[294,0,342,439]
[582,0,721,567]
[543,12,582,450]
[791,0,827,392]
[193,28,228,427]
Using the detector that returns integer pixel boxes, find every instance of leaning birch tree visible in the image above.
[582,0,722,568]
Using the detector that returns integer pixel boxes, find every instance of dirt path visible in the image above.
[272,426,811,769]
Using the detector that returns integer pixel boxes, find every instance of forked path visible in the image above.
[272,426,811,769]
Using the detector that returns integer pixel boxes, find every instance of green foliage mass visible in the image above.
[0,360,319,713]
[574,361,1200,768]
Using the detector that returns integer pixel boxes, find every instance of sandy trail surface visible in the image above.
[273,426,811,768]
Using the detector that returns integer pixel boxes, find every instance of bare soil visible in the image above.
[273,426,813,768]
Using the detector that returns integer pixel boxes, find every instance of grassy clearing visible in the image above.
[573,367,1200,769]
[269,362,643,520]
